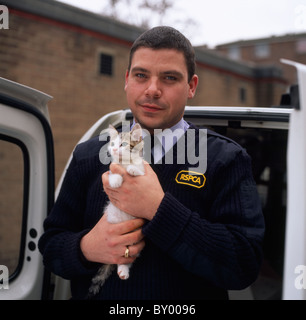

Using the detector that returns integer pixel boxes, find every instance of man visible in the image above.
[39,26,264,300]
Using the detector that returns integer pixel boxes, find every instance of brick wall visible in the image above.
[1,10,132,182]
[192,66,256,107]
[192,62,285,108]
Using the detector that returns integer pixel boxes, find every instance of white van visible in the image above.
[0,60,305,300]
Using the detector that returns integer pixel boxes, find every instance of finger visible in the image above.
[117,256,136,264]
[105,187,120,200]
[143,160,151,171]
[121,228,144,245]
[109,163,126,176]
[128,240,146,257]
[115,252,136,264]
[101,170,110,188]
[143,161,155,176]
[116,218,145,235]
[121,240,145,258]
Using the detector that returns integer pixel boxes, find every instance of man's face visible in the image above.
[125,48,198,133]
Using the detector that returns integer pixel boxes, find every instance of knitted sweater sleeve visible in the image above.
[38,151,100,279]
[142,149,265,290]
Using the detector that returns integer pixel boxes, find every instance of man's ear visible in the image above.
[124,70,129,91]
[188,74,199,99]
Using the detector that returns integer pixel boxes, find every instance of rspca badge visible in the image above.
[175,170,206,189]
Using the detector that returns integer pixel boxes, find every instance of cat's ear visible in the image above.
[108,124,118,140]
[131,123,142,141]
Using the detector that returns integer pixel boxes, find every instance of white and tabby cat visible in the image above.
[88,123,145,297]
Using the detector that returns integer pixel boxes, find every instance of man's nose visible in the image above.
[145,78,161,98]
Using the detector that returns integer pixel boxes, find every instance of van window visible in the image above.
[0,137,28,279]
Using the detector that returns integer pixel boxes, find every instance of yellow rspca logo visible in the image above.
[175,170,206,189]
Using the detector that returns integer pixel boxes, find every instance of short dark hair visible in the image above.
[128,26,196,82]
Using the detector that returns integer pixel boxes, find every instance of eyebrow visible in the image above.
[130,67,149,74]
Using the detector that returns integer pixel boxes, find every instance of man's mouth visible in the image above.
[141,104,163,113]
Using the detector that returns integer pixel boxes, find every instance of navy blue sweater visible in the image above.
[38,124,264,300]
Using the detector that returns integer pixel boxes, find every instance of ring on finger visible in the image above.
[124,246,130,258]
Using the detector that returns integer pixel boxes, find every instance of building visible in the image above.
[0,0,287,183]
[215,33,306,86]
[193,47,286,109]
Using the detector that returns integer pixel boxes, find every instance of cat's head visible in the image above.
[108,123,143,164]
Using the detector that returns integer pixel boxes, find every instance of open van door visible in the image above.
[282,60,306,300]
[0,77,54,299]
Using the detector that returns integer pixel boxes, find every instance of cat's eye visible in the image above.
[121,142,129,147]
[110,142,115,146]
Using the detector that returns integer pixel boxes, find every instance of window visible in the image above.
[254,43,270,58]
[239,87,247,103]
[228,46,241,60]
[296,38,306,54]
[99,53,113,76]
[0,137,28,279]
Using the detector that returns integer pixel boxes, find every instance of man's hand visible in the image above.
[102,162,165,221]
[80,214,145,265]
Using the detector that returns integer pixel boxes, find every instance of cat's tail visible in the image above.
[87,264,115,299]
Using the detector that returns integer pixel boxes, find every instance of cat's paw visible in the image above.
[117,264,130,280]
[109,173,123,188]
[127,165,144,176]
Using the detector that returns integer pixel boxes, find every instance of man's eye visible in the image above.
[136,73,146,79]
[165,75,177,81]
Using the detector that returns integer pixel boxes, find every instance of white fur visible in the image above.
[88,124,144,297]
[108,172,123,189]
